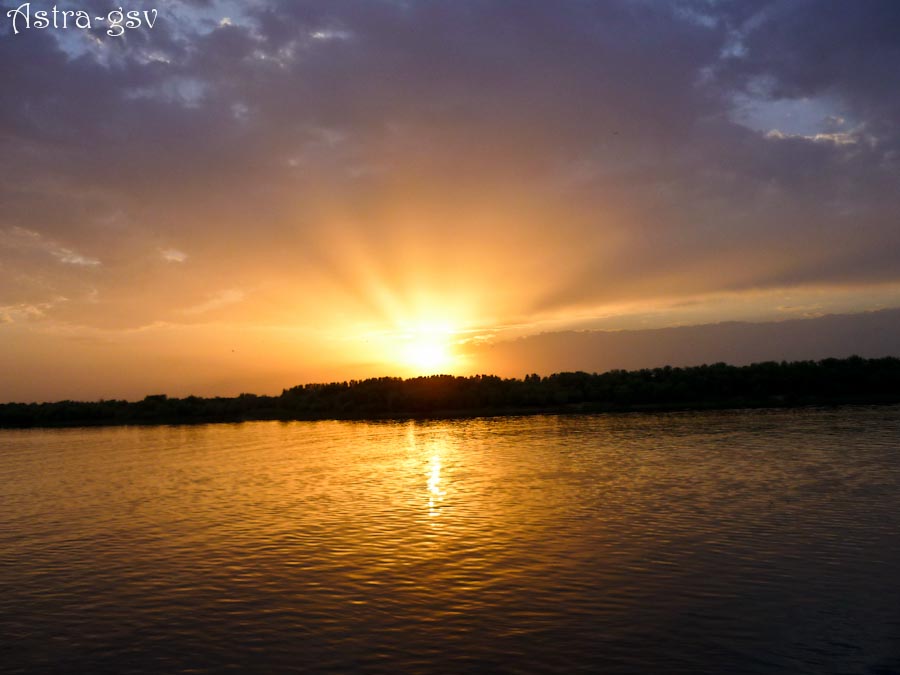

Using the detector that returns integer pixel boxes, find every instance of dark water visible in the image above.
[2,407,900,674]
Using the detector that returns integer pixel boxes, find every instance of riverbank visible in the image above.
[3,356,900,429]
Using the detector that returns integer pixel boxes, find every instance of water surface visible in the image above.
[2,407,900,673]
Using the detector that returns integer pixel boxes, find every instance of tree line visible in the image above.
[2,356,900,428]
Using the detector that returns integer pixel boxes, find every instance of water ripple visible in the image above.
[2,408,900,673]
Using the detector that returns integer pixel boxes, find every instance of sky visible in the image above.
[2,0,900,401]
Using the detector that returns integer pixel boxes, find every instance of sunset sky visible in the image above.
[2,0,900,401]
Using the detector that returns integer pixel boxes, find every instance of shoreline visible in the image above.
[4,357,900,430]
[2,395,899,431]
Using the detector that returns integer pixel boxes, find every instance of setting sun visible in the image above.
[400,323,457,374]
[407,338,450,372]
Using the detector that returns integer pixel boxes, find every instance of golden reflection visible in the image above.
[427,453,445,516]
[407,422,453,522]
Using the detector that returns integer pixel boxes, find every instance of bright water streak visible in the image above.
[2,407,900,674]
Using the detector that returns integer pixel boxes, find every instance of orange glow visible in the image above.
[392,321,459,375]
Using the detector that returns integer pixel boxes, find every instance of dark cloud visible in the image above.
[468,308,900,378]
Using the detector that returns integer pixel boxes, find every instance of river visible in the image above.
[2,407,899,673]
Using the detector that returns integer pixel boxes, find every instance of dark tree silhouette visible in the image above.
[2,356,899,428]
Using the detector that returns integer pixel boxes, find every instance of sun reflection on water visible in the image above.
[407,422,451,520]
[427,453,445,516]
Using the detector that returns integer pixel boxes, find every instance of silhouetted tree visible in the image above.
[2,356,900,428]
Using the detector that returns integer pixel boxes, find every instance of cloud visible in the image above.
[764,129,858,146]
[465,309,900,378]
[0,298,66,324]
[310,29,352,41]
[51,248,102,266]
[0,227,100,266]
[161,248,189,263]
[0,0,898,337]
[180,289,246,315]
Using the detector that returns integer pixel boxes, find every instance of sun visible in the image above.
[399,323,457,375]
[355,316,464,376]
[406,335,452,372]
